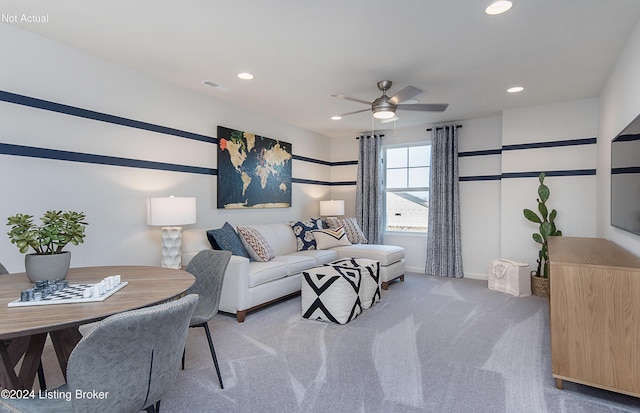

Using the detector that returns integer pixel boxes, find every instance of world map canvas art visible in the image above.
[217,126,292,209]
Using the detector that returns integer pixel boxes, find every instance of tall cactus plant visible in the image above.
[523,172,562,278]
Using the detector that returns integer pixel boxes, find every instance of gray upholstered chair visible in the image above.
[0,261,8,275]
[183,249,231,389]
[0,294,198,413]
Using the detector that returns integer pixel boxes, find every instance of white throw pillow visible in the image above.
[312,226,352,249]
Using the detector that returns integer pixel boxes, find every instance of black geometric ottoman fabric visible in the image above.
[301,265,362,324]
[329,258,381,309]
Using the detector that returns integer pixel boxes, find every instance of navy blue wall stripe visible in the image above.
[1,90,355,168]
[0,90,215,143]
[331,160,359,166]
[329,181,358,186]
[615,133,640,142]
[459,138,596,158]
[459,175,502,181]
[460,169,597,181]
[501,169,596,179]
[502,137,596,151]
[0,143,216,175]
[0,143,352,184]
[612,167,640,175]
[458,149,502,157]
[292,155,358,167]
[293,155,331,166]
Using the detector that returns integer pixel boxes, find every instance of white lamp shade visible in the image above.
[320,200,345,217]
[147,197,197,226]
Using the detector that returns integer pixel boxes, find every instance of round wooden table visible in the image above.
[0,266,195,390]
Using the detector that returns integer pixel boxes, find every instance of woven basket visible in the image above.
[531,275,549,297]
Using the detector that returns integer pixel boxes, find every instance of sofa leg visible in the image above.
[382,274,405,290]
[236,311,247,323]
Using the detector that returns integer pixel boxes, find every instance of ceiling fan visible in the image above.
[332,80,448,120]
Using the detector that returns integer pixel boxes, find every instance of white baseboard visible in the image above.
[405,265,424,274]
[464,272,488,281]
[406,266,487,281]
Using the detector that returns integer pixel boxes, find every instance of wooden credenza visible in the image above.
[548,236,640,398]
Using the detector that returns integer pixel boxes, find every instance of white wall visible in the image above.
[458,116,503,279]
[500,99,599,273]
[598,18,640,256]
[0,24,333,272]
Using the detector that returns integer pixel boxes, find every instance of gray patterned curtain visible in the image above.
[425,125,463,278]
[356,134,383,245]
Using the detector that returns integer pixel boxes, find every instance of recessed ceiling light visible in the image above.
[507,86,524,93]
[237,72,254,80]
[331,115,342,120]
[485,0,512,15]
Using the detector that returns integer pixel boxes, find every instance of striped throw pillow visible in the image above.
[237,226,275,262]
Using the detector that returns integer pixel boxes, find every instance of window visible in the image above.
[383,144,430,232]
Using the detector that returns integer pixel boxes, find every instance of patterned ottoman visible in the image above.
[329,258,381,309]
[302,265,362,324]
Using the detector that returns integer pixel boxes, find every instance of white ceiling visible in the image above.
[4,0,640,139]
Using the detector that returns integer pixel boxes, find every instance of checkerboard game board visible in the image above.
[7,281,128,307]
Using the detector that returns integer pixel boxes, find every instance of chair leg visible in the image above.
[202,323,224,389]
[144,400,161,413]
[37,361,46,390]
[181,348,185,370]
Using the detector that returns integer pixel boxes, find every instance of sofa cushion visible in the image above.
[273,254,317,275]
[327,217,368,244]
[291,219,321,251]
[312,226,352,250]
[291,249,339,266]
[237,226,276,262]
[331,244,404,266]
[248,260,289,287]
[206,222,250,258]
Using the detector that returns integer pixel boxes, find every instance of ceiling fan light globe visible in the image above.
[373,110,396,119]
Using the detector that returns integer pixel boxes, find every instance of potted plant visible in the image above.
[523,172,562,296]
[6,210,88,282]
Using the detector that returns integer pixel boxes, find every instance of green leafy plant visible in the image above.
[7,210,88,255]
[523,172,562,278]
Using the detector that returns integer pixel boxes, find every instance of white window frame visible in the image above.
[382,142,431,233]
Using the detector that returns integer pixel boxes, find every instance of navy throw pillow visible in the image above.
[206,222,250,258]
[291,219,320,251]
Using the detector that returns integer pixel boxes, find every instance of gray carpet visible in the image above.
[41,273,640,412]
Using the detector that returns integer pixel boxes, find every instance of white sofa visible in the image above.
[182,223,405,322]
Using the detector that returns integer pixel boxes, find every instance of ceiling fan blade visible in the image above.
[388,86,422,105]
[339,108,371,117]
[397,103,449,112]
[331,94,371,105]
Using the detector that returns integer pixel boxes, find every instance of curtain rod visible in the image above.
[355,133,385,139]
[426,125,463,131]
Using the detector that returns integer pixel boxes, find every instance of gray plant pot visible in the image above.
[25,251,71,283]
